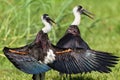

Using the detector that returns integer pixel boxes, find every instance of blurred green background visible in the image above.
[0,0,120,80]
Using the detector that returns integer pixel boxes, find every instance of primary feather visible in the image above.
[49,49,118,74]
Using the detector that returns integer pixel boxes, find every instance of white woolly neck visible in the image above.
[42,23,52,33]
[71,12,81,26]
[42,19,52,33]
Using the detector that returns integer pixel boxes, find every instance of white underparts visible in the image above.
[43,49,55,64]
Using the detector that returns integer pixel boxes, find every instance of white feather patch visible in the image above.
[38,60,43,64]
[43,49,55,64]
[85,50,96,57]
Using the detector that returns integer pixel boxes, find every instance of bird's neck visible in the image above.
[71,13,81,26]
[42,23,52,33]
[35,30,51,49]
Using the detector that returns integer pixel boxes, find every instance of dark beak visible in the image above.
[47,17,56,25]
[81,9,94,19]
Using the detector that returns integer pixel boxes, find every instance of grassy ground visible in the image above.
[0,0,120,80]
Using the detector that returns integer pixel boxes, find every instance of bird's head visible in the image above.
[41,14,56,25]
[73,5,94,19]
[41,14,56,33]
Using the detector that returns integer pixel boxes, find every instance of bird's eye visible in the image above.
[79,6,82,9]
[78,5,83,11]
[43,14,49,19]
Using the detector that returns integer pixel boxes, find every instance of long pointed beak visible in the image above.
[47,17,56,25]
[82,9,94,19]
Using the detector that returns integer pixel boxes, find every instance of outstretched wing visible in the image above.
[56,33,90,49]
[3,47,51,74]
[48,49,118,74]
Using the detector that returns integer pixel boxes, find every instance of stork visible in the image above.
[3,13,118,80]
[3,14,55,80]
[55,5,118,79]
[56,5,93,78]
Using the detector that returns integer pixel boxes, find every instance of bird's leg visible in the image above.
[66,74,68,78]
[59,72,64,80]
[32,74,38,80]
[32,73,45,80]
[69,74,72,80]
[65,74,72,80]
[39,73,45,80]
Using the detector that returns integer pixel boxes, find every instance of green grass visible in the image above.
[0,0,120,80]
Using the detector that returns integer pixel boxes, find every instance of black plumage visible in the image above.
[3,31,51,74]
[57,25,90,50]
[48,48,118,74]
[3,24,118,75]
[3,14,55,80]
[3,12,119,80]
[49,5,119,74]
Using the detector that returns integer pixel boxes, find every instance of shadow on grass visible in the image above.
[52,74,95,80]
[71,76,94,80]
